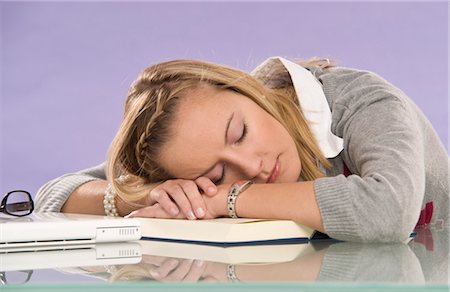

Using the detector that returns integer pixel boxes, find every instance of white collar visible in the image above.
[251,56,343,158]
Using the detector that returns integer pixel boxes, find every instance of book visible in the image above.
[138,218,328,246]
[139,239,318,264]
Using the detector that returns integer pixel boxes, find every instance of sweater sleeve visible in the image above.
[314,68,425,242]
[35,163,107,212]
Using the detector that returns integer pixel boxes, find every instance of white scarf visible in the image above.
[251,56,343,158]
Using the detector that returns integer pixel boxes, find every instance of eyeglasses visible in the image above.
[0,190,34,217]
[0,270,34,285]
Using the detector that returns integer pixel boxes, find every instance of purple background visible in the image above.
[1,1,448,197]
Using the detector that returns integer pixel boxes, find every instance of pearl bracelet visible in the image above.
[104,183,119,217]
[227,180,253,218]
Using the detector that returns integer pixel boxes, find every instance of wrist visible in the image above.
[104,183,119,217]
[211,184,230,218]
[115,195,146,217]
[227,180,253,218]
[113,183,159,216]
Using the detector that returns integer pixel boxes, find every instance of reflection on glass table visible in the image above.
[0,242,142,285]
[28,226,446,285]
[0,270,33,285]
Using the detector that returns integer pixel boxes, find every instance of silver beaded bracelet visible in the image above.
[104,183,119,217]
[227,180,253,218]
[227,264,240,282]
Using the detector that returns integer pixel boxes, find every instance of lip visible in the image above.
[266,156,281,183]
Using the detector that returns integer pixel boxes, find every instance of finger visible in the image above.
[150,258,180,280]
[179,180,207,218]
[182,260,207,282]
[202,276,219,283]
[195,177,218,196]
[150,188,179,216]
[141,255,168,266]
[126,204,185,219]
[163,259,194,282]
[165,183,197,220]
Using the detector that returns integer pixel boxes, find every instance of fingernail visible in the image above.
[196,207,205,217]
[170,207,179,215]
[150,191,160,200]
[187,210,196,220]
[150,270,160,278]
[208,186,216,193]
[125,211,137,218]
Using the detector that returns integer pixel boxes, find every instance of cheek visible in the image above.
[264,117,301,180]
[260,117,291,146]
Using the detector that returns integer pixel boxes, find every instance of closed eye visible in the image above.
[209,118,247,185]
[213,163,226,185]
[215,122,247,184]
[235,122,248,145]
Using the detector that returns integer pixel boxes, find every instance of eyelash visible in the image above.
[214,164,226,185]
[236,122,248,144]
[214,122,248,184]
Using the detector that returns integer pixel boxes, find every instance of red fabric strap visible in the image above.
[416,202,434,227]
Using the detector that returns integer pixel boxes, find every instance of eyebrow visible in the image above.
[197,112,234,179]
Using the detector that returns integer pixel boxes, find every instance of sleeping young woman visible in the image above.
[35,56,449,242]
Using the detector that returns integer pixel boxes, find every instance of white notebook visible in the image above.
[0,212,141,251]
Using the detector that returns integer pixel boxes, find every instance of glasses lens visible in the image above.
[2,270,33,284]
[5,191,33,216]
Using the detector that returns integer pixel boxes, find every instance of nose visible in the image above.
[224,153,264,182]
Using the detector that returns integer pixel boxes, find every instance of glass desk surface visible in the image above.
[1,226,448,292]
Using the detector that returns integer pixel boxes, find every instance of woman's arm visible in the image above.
[128,180,325,232]
[60,180,108,215]
[36,163,150,216]
[61,180,154,216]
[37,161,218,217]
[35,163,107,213]
[237,182,324,232]
[311,67,427,242]
[212,181,325,232]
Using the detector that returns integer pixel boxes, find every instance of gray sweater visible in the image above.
[35,66,450,242]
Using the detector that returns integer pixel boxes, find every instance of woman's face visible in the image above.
[157,85,301,184]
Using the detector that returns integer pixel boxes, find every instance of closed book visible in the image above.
[138,218,328,246]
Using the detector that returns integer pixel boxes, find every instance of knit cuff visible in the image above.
[318,242,424,282]
[314,175,360,241]
[317,243,362,281]
[35,175,100,212]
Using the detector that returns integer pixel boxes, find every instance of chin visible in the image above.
[285,169,302,183]
[293,168,302,182]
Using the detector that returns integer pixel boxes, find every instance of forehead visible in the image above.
[177,85,229,125]
[157,86,242,178]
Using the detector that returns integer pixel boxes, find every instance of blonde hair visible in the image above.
[107,57,334,201]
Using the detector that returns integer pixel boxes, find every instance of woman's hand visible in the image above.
[140,255,222,282]
[126,177,219,219]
